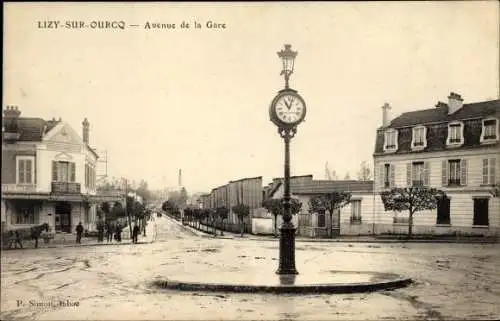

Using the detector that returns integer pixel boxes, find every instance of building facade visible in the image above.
[373,93,500,236]
[266,178,374,237]
[1,106,120,234]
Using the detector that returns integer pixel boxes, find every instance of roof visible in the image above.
[291,180,374,194]
[3,117,60,141]
[229,176,263,183]
[374,98,500,155]
[266,179,373,198]
[388,99,500,128]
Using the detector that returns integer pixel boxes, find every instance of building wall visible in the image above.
[374,145,500,235]
[1,144,37,184]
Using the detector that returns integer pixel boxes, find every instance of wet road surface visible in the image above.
[1,216,499,320]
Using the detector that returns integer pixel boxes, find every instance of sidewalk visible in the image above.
[2,220,158,250]
[168,217,499,244]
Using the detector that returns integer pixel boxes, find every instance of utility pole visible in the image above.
[124,178,132,238]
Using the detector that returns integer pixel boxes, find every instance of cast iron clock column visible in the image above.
[269,44,307,275]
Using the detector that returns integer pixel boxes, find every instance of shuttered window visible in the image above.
[444,159,467,186]
[52,161,76,182]
[482,158,497,185]
[483,119,497,139]
[17,158,34,184]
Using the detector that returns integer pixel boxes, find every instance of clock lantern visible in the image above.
[270,44,307,276]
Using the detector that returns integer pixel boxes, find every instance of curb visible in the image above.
[151,274,413,294]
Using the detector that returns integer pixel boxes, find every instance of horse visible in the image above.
[2,223,51,249]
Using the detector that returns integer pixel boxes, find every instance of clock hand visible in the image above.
[284,99,291,110]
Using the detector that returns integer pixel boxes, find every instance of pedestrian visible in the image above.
[132,223,140,244]
[97,221,105,243]
[115,223,122,243]
[105,222,113,243]
[76,222,84,244]
[7,231,23,249]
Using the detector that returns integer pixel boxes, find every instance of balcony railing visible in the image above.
[51,182,81,194]
[350,216,362,225]
[2,184,37,193]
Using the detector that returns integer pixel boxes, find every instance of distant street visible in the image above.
[1,216,499,320]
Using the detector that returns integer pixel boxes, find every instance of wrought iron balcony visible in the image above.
[2,184,37,193]
[51,182,81,194]
[350,216,362,224]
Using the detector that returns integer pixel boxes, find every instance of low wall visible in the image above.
[374,224,499,237]
[251,217,274,235]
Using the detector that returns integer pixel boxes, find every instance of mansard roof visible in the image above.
[388,99,500,129]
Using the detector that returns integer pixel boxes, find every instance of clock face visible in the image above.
[273,93,306,124]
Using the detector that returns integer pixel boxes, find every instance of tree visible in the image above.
[309,192,351,238]
[490,182,500,197]
[135,179,151,204]
[232,203,250,237]
[357,161,373,181]
[161,200,175,213]
[100,202,111,221]
[380,186,445,238]
[344,172,351,180]
[200,209,211,232]
[167,188,189,209]
[216,206,229,236]
[262,198,302,238]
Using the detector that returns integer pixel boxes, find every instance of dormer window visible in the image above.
[480,117,498,143]
[446,121,464,146]
[383,129,398,152]
[411,125,427,150]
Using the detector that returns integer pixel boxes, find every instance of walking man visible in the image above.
[97,220,105,243]
[132,223,140,244]
[76,222,84,244]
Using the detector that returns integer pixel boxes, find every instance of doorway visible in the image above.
[473,198,489,226]
[55,202,72,233]
[436,196,451,225]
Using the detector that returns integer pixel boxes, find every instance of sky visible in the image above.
[4,2,499,193]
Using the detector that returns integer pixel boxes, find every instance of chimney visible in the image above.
[4,105,21,119]
[435,101,447,109]
[3,106,21,132]
[447,92,463,114]
[381,102,391,127]
[82,118,89,144]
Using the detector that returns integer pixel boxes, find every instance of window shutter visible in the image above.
[52,161,58,182]
[406,163,412,187]
[441,160,447,186]
[461,159,468,185]
[483,159,489,185]
[424,162,430,186]
[490,158,496,185]
[379,165,385,189]
[390,164,395,187]
[70,162,76,182]
[18,159,25,184]
[26,160,32,184]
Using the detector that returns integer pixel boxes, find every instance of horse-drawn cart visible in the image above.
[1,223,55,249]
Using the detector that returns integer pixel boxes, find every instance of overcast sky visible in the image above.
[4,2,499,193]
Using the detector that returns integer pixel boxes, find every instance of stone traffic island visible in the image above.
[151,270,412,294]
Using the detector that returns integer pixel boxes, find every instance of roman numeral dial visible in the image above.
[271,92,306,125]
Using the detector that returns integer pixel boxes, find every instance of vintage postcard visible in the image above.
[2,2,499,320]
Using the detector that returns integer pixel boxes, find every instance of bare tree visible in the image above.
[357,161,373,181]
